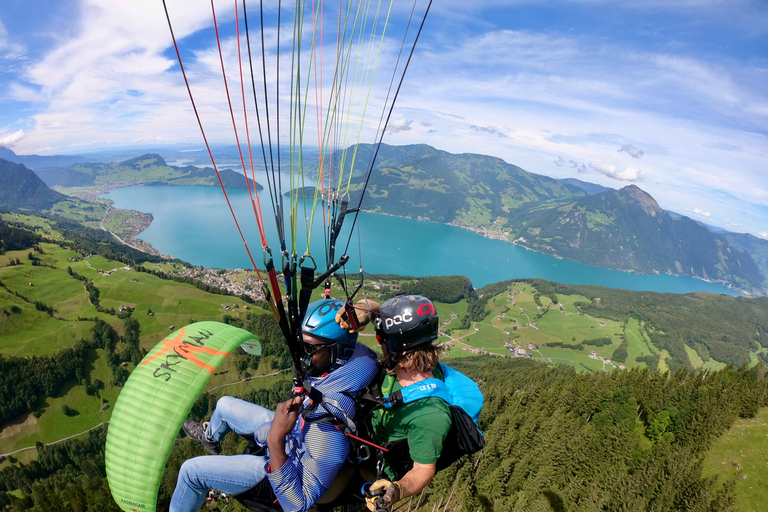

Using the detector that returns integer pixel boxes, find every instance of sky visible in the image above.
[0,0,766,238]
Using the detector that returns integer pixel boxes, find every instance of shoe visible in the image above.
[183,420,221,455]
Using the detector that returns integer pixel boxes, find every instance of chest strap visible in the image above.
[382,378,451,408]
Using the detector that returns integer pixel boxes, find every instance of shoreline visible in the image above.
[446,218,751,297]
[76,185,756,297]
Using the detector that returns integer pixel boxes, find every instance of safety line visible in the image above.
[242,0,275,239]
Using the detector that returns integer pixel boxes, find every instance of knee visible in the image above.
[216,395,238,413]
[178,458,206,488]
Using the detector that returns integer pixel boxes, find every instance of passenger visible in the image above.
[338,295,452,512]
[170,299,379,512]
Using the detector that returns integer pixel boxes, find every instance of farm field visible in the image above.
[4,236,768,479]
[0,243,268,462]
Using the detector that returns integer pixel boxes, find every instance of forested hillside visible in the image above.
[2,357,766,511]
[33,154,262,191]
[345,143,586,223]
[3,220,768,511]
[0,160,68,211]
[334,144,766,295]
[424,358,768,512]
[505,186,764,293]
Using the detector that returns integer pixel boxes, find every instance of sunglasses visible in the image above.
[303,340,336,356]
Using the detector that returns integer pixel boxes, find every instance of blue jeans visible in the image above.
[169,396,276,512]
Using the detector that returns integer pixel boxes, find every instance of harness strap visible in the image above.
[382,378,451,408]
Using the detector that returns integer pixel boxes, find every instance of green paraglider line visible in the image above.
[343,0,434,257]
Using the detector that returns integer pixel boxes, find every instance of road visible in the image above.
[1,421,110,458]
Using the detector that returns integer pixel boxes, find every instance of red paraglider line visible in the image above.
[161,0,262,280]
[234,0,269,247]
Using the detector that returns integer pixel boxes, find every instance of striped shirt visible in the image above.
[255,342,378,512]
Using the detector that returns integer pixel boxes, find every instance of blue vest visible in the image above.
[380,362,484,424]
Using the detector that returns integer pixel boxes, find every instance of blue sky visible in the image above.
[1,0,766,238]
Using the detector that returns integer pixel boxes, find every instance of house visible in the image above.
[100,403,110,411]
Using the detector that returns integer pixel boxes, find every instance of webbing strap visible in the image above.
[382,378,450,409]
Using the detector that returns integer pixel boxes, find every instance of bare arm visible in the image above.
[266,396,301,472]
[397,461,437,499]
[366,462,437,511]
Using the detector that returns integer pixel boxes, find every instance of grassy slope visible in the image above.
[4,239,768,510]
[702,407,768,512]
[0,243,264,459]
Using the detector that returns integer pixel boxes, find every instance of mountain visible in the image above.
[559,177,612,195]
[506,185,765,292]
[346,143,588,223]
[0,158,68,210]
[337,144,765,294]
[668,210,729,233]
[721,231,768,284]
[0,146,92,169]
[33,153,263,191]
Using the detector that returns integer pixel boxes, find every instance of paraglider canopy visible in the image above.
[105,322,260,512]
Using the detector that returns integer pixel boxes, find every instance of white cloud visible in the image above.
[0,129,25,147]
[0,19,25,55]
[588,162,641,181]
[761,231,768,238]
[693,208,711,217]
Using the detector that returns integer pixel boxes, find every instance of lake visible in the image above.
[101,185,739,296]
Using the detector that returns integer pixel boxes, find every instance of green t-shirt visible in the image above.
[370,368,452,474]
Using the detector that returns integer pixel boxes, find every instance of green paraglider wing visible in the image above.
[105,321,258,512]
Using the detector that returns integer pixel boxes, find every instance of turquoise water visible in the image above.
[102,185,739,295]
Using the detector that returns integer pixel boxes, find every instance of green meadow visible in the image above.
[702,407,768,512]
[3,233,768,512]
[0,242,267,460]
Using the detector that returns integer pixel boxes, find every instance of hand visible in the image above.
[336,306,369,332]
[267,396,302,442]
[365,480,401,511]
[336,300,378,332]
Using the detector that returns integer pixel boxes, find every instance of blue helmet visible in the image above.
[302,299,358,372]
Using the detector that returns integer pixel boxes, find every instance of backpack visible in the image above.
[367,362,485,480]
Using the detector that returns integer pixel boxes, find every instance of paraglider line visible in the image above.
[161,0,261,279]
[343,0,433,256]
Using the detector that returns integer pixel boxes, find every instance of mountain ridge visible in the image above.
[0,159,69,210]
[32,153,263,192]
[338,144,765,295]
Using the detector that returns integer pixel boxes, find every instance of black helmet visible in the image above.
[374,295,439,353]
